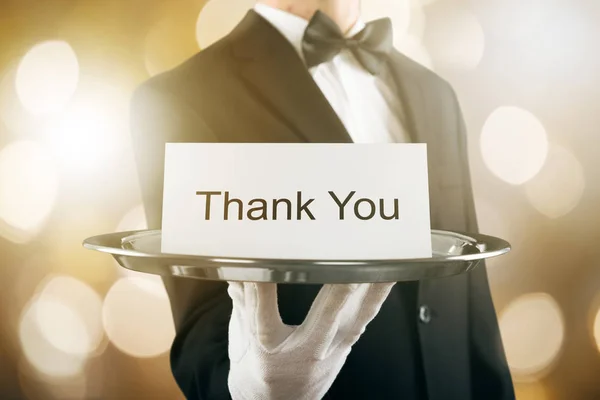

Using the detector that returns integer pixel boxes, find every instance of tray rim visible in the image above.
[82,229,511,267]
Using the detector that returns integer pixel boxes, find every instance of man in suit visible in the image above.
[130,1,514,399]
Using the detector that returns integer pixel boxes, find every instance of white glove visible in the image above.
[226,281,396,400]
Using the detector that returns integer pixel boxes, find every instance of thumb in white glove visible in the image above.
[227,281,396,400]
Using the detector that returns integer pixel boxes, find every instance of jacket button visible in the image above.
[419,305,432,324]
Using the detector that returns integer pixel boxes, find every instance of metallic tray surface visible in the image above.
[83,229,510,283]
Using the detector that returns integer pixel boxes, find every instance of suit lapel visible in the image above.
[385,50,430,145]
[385,50,442,229]
[231,10,352,144]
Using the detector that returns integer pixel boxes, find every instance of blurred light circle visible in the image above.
[144,5,201,76]
[35,300,90,356]
[499,293,564,379]
[196,0,255,49]
[524,145,585,218]
[426,10,485,70]
[45,104,113,171]
[42,80,131,174]
[103,277,175,358]
[481,106,549,185]
[19,299,87,377]
[16,41,79,115]
[115,204,166,297]
[0,64,40,135]
[35,276,105,356]
[395,35,433,70]
[362,0,411,46]
[0,140,58,243]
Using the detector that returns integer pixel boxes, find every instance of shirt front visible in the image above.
[253,3,410,144]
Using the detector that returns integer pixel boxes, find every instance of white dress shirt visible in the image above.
[254,3,410,144]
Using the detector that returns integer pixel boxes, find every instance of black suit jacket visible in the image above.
[130,10,514,400]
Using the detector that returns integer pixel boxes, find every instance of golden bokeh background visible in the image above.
[0,0,599,399]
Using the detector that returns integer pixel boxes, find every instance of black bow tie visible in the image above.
[302,11,393,75]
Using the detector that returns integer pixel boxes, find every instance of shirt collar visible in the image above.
[253,3,366,62]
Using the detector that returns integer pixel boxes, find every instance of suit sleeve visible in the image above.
[130,82,233,400]
[451,89,516,399]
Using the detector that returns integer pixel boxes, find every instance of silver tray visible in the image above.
[82,229,510,284]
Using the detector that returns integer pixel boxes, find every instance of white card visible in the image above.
[161,143,432,260]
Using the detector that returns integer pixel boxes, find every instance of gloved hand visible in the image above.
[226,281,396,400]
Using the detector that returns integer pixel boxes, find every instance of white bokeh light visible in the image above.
[499,293,564,379]
[524,144,585,218]
[35,275,105,357]
[196,0,255,49]
[35,300,90,356]
[19,299,86,377]
[480,106,549,185]
[0,64,40,135]
[45,104,114,171]
[41,79,131,175]
[16,41,79,115]
[103,277,175,358]
[426,9,485,70]
[0,140,59,243]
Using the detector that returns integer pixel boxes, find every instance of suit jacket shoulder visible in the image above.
[390,49,459,105]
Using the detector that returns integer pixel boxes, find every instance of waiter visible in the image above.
[130,1,515,399]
